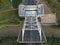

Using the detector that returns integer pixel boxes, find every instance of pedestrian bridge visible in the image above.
[17,11,47,43]
[17,0,47,43]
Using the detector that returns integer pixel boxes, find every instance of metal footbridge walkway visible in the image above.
[17,15,47,43]
[17,0,47,44]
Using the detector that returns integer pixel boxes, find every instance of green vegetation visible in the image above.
[12,0,22,8]
[0,10,24,26]
[0,0,24,27]
[45,37,60,45]
[44,0,60,27]
[0,0,22,9]
[0,0,9,10]
[0,37,24,45]
[0,37,60,45]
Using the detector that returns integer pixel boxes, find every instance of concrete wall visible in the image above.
[41,14,56,24]
[37,14,57,25]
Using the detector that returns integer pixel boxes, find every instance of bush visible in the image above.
[12,0,22,8]
[45,0,56,3]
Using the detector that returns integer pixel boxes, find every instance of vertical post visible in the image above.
[37,19,42,41]
[22,29,24,41]
[39,29,42,41]
[10,0,13,8]
[22,19,26,41]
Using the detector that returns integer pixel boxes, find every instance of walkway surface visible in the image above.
[18,0,47,45]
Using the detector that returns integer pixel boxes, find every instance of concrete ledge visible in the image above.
[37,14,57,25]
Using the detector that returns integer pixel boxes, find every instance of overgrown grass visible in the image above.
[0,37,60,45]
[0,10,24,26]
[0,1,24,27]
[0,37,24,45]
[45,37,60,45]
[0,1,9,11]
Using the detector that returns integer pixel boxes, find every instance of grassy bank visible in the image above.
[0,0,9,11]
[0,10,24,27]
[0,0,23,27]
[45,37,60,45]
[0,37,24,45]
[0,37,60,45]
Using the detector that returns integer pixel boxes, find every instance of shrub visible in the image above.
[12,0,22,8]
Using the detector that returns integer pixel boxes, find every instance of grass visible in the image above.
[0,10,24,27]
[0,37,24,45]
[0,1,9,11]
[0,37,60,45]
[0,11,14,21]
[45,38,60,45]
[0,1,24,27]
